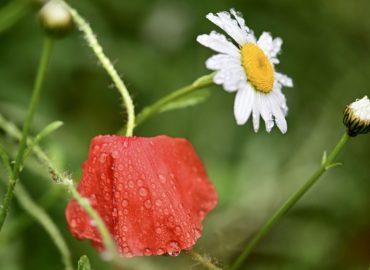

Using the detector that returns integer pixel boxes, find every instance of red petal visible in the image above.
[65,135,218,256]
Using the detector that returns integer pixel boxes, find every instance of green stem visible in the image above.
[187,250,222,270]
[15,184,73,270]
[118,73,214,134]
[229,132,350,270]
[69,186,116,256]
[0,38,54,231]
[62,1,135,136]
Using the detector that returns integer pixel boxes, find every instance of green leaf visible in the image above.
[22,121,63,163]
[159,89,211,113]
[321,150,327,165]
[78,255,91,270]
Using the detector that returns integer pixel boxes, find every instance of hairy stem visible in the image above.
[229,133,350,270]
[0,38,54,231]
[15,184,73,270]
[118,73,214,134]
[187,250,222,270]
[62,1,135,136]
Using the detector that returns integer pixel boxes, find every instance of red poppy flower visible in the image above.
[65,135,217,257]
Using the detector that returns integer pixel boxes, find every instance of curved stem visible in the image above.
[69,186,117,257]
[118,73,214,134]
[229,132,351,270]
[15,184,73,270]
[62,1,135,136]
[187,250,222,270]
[0,113,117,260]
[0,38,54,231]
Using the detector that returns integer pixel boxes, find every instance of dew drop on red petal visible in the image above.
[167,240,181,256]
[144,199,152,209]
[138,187,148,197]
[143,248,152,256]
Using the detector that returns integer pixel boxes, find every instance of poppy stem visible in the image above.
[229,132,351,270]
[0,37,54,231]
[0,113,118,263]
[61,1,136,137]
[118,73,215,134]
[69,186,117,257]
[187,250,222,270]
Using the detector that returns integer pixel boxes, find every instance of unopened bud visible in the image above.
[343,96,370,136]
[39,0,73,38]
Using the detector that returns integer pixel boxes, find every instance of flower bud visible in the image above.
[343,96,370,136]
[39,0,73,38]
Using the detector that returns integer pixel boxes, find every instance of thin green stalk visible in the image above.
[229,132,351,270]
[68,187,116,255]
[0,38,54,231]
[15,184,73,270]
[118,73,214,134]
[61,1,135,136]
[0,114,117,258]
[187,250,222,270]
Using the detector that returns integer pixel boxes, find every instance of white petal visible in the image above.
[256,92,274,132]
[275,72,293,87]
[268,92,288,133]
[214,66,245,92]
[233,84,255,125]
[252,103,260,132]
[205,53,240,70]
[258,32,282,61]
[197,31,240,57]
[206,11,248,45]
[230,9,256,43]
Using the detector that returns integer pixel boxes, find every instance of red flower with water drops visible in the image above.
[65,135,217,257]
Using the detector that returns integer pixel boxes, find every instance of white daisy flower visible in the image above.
[197,9,293,133]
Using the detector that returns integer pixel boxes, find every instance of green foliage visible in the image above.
[78,255,91,270]
[159,89,211,113]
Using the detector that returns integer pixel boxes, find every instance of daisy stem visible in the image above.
[0,37,54,231]
[229,132,350,270]
[62,1,136,137]
[118,73,214,134]
[187,250,222,270]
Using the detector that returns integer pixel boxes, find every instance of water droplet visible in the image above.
[155,227,162,234]
[143,248,152,256]
[139,187,148,197]
[111,150,120,158]
[70,219,77,228]
[158,174,166,183]
[155,199,162,207]
[112,208,118,217]
[123,225,128,232]
[137,179,144,186]
[174,226,182,235]
[117,183,124,191]
[156,248,165,255]
[99,154,107,164]
[89,219,96,227]
[114,191,121,199]
[100,173,106,180]
[128,181,134,188]
[122,199,129,207]
[144,199,152,209]
[123,141,128,148]
[167,241,181,256]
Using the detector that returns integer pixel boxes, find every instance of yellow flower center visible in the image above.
[241,43,274,93]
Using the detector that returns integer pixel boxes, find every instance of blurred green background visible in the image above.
[1,0,370,269]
